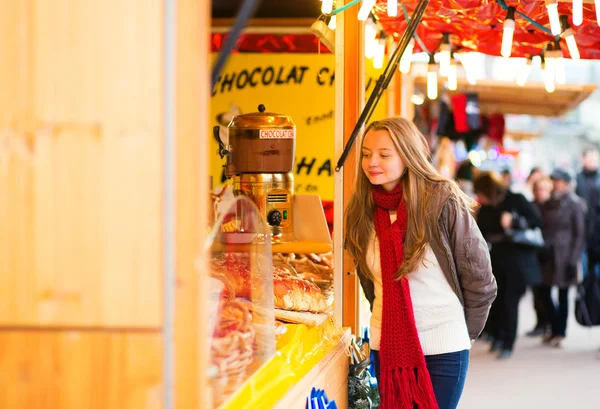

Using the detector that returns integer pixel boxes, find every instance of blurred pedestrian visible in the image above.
[526,176,553,337]
[574,147,600,358]
[474,172,543,359]
[539,169,586,348]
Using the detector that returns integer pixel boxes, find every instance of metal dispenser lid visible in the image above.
[228,104,295,129]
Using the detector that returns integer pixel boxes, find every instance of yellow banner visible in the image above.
[210,53,388,201]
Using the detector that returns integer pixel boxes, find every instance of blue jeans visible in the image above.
[372,349,470,409]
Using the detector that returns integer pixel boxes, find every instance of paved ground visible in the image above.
[460,290,600,409]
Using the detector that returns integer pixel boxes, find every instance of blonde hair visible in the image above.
[344,117,476,280]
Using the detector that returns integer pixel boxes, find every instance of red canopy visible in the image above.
[375,0,600,59]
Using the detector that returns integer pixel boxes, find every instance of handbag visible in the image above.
[575,272,600,327]
[509,227,545,248]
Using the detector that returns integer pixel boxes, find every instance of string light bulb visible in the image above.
[399,38,415,74]
[387,0,398,17]
[328,15,336,30]
[373,37,386,69]
[545,0,562,35]
[321,0,333,14]
[516,58,532,86]
[358,0,377,21]
[572,0,583,26]
[560,15,580,60]
[448,55,458,91]
[364,18,377,59]
[427,54,438,100]
[501,7,516,58]
[542,55,555,93]
[439,34,452,77]
[553,40,566,85]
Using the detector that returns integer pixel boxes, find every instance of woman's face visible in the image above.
[534,181,552,202]
[361,129,405,192]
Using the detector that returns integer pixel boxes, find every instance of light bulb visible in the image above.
[387,0,398,17]
[410,93,425,105]
[564,30,581,60]
[399,38,414,74]
[439,34,451,77]
[364,19,377,59]
[427,61,438,100]
[572,0,583,26]
[328,15,336,30]
[516,59,531,86]
[501,7,516,58]
[373,38,386,69]
[321,0,333,14]
[543,62,555,93]
[440,46,451,77]
[447,60,458,91]
[358,0,376,21]
[554,45,566,84]
[596,0,600,27]
[545,0,562,35]
[501,20,515,58]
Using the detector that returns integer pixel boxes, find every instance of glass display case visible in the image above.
[205,195,276,407]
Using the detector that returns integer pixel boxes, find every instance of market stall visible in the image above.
[204,1,600,408]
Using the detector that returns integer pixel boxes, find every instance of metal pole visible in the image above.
[163,0,176,408]
[335,0,429,171]
[211,0,262,88]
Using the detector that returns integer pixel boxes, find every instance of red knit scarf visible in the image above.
[372,183,438,409]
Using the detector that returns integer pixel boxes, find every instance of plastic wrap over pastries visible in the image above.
[211,254,327,313]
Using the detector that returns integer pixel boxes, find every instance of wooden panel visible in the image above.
[0,0,162,327]
[0,330,162,409]
[174,0,211,408]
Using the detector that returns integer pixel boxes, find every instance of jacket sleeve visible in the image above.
[444,200,498,340]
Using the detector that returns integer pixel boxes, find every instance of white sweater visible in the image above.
[367,233,471,355]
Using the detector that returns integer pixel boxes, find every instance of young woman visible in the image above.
[345,117,497,409]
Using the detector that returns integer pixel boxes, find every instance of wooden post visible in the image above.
[334,1,363,335]
[174,0,210,408]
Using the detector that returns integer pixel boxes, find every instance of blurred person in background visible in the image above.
[576,147,600,278]
[574,147,600,359]
[526,175,554,337]
[522,167,544,202]
[501,168,512,188]
[455,160,477,199]
[539,169,586,348]
[474,172,543,359]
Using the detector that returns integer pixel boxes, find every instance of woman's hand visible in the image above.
[500,212,513,229]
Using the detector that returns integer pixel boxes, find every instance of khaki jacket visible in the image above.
[356,185,497,340]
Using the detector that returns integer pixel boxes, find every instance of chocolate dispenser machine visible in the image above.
[214,104,296,243]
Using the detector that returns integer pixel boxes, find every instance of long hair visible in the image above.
[344,117,476,280]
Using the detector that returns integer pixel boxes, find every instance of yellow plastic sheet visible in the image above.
[221,320,345,409]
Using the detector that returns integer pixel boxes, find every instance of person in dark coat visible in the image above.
[575,147,600,275]
[574,148,600,358]
[539,169,587,348]
[474,171,543,359]
[526,176,553,337]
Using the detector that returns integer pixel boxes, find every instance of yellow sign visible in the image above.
[210,53,388,201]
